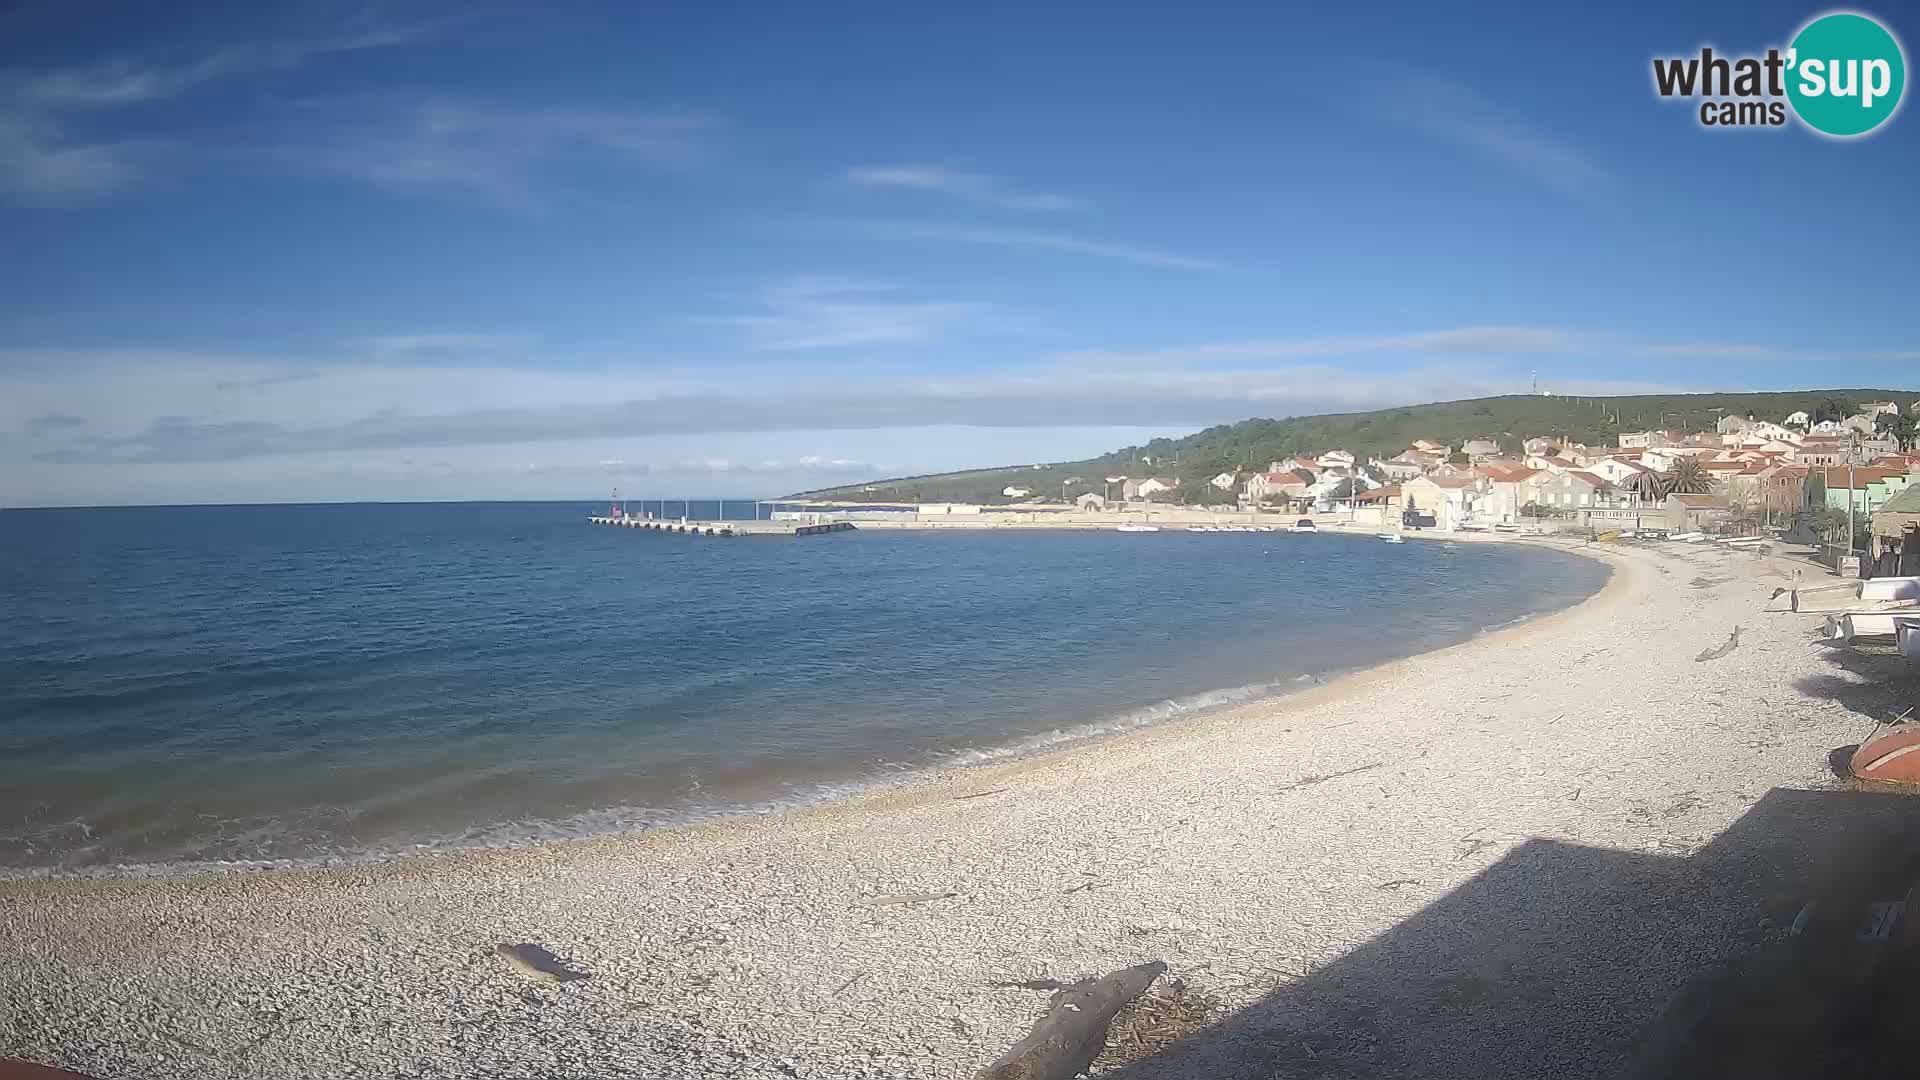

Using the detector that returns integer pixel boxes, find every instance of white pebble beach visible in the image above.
[6,536,1916,1079]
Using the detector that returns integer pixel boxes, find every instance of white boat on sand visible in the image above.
[1380,534,1407,544]
[1823,607,1920,642]
[1115,523,1160,533]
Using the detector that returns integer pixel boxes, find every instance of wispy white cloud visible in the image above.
[297,100,715,204]
[845,164,1083,211]
[358,332,532,358]
[1058,326,1569,368]
[0,114,137,203]
[4,346,1688,470]
[1387,74,1614,204]
[899,224,1227,271]
[722,277,985,350]
[7,22,441,110]
[0,19,442,203]
[1630,342,1793,360]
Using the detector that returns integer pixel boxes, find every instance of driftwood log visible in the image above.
[975,960,1167,1080]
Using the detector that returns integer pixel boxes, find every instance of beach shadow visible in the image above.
[1794,647,1920,723]
[1086,788,1920,1080]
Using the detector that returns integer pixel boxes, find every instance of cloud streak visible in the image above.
[845,164,1083,211]
[295,100,715,204]
[900,224,1228,271]
[15,354,1681,467]
[1387,74,1614,204]
[0,18,442,203]
[722,278,985,350]
[1058,326,1570,368]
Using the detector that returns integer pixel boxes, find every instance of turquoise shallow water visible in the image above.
[0,503,1608,872]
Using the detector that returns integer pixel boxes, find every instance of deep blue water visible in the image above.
[0,503,1608,873]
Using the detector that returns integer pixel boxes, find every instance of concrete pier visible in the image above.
[589,515,856,537]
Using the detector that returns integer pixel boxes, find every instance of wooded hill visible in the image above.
[788,389,1918,506]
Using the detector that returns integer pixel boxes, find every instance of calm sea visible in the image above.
[0,503,1608,874]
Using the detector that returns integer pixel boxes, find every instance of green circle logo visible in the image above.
[1786,12,1907,137]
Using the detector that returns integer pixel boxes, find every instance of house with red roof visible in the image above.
[1401,472,1488,531]
[1242,468,1314,506]
[1664,491,1728,531]
[1533,469,1620,513]
[1481,465,1544,522]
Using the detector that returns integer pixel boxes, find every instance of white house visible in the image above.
[1402,473,1488,530]
[1524,453,1577,472]
[1811,419,1848,436]
[1379,449,1441,479]
[1002,486,1033,498]
[1522,437,1560,456]
[1315,449,1356,470]
[1460,438,1502,461]
[1866,401,1900,416]
[1481,465,1544,523]
[1135,477,1179,499]
[1784,410,1811,427]
[1584,457,1653,489]
[1244,469,1311,505]
[1308,470,1375,506]
[1074,491,1107,511]
[1410,439,1448,454]
[1209,471,1239,492]
[1533,470,1620,511]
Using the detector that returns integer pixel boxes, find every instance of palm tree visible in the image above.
[1629,469,1667,504]
[1663,455,1715,496]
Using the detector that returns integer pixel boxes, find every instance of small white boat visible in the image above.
[1186,526,1209,533]
[1115,523,1160,533]
[1379,534,1406,544]
[1288,519,1317,534]
[1861,576,1920,603]
[1823,607,1920,641]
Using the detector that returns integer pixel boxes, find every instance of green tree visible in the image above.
[1808,506,1849,540]
[1875,411,1916,452]
[1446,451,1470,466]
[1814,396,1854,424]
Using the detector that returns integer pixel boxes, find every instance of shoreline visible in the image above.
[9,534,1879,1080]
[0,532,1607,887]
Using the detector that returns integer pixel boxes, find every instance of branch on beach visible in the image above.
[974,960,1168,1080]
[1274,761,1384,792]
[1695,626,1742,662]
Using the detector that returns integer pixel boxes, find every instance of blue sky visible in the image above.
[2,1,1915,505]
